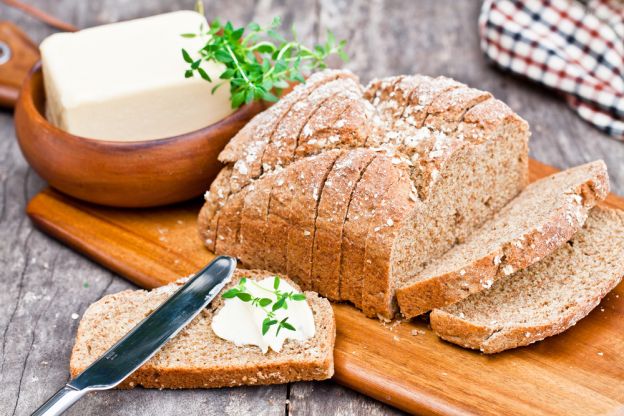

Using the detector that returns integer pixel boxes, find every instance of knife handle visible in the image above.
[31,385,86,416]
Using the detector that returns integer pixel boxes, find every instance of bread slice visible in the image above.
[214,186,249,257]
[397,160,610,318]
[311,149,376,299]
[286,150,343,291]
[70,269,335,388]
[264,168,292,274]
[339,156,398,308]
[430,206,624,354]
[362,161,418,318]
[238,170,277,269]
[198,166,232,252]
[262,75,360,172]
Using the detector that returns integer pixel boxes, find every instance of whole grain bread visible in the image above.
[70,269,335,388]
[397,161,610,318]
[238,170,277,270]
[430,206,624,353]
[286,150,343,291]
[311,149,376,299]
[339,155,400,309]
[200,71,530,320]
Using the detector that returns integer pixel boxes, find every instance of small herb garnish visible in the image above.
[222,276,306,336]
[182,3,348,108]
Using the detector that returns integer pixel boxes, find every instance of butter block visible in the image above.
[40,11,234,141]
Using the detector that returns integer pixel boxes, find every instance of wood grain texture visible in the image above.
[0,22,40,108]
[2,0,624,415]
[24,160,624,416]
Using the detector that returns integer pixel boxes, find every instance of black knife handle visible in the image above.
[31,385,86,416]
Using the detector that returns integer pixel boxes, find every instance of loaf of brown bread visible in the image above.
[70,270,335,388]
[430,207,624,353]
[199,69,530,319]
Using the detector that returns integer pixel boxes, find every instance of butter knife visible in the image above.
[32,255,237,416]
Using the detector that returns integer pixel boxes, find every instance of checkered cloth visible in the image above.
[479,0,624,140]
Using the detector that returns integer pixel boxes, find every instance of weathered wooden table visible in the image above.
[1,1,623,415]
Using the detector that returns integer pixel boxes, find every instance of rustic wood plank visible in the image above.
[1,0,623,415]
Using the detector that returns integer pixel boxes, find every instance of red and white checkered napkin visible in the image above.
[479,0,624,140]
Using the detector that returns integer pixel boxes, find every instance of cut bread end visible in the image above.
[397,160,609,318]
[70,269,335,388]
[430,206,624,353]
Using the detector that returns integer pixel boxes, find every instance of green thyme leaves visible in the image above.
[221,276,307,336]
[181,15,348,108]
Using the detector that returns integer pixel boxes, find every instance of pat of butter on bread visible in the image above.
[40,11,234,141]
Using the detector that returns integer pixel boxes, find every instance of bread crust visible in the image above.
[221,70,354,194]
[397,161,610,318]
[362,163,418,319]
[262,73,358,172]
[264,167,296,275]
[70,270,336,388]
[214,186,249,258]
[423,87,491,133]
[294,89,369,159]
[339,156,397,308]
[311,149,376,299]
[238,171,276,269]
[286,150,343,291]
[198,166,232,252]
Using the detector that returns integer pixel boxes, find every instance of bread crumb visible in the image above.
[411,329,425,336]
[493,255,502,265]
[482,279,493,289]
[71,313,79,320]
[503,265,514,275]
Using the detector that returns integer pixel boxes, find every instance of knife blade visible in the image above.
[32,255,237,416]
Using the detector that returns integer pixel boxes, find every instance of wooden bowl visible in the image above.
[14,63,266,207]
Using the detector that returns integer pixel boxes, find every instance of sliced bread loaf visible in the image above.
[70,269,335,388]
[397,161,610,318]
[430,206,624,353]
[201,73,530,320]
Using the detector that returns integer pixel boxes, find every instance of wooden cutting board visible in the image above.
[26,160,624,416]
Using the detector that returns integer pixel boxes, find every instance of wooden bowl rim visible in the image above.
[19,61,261,150]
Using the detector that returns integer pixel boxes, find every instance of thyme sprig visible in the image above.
[181,13,348,108]
[222,276,307,336]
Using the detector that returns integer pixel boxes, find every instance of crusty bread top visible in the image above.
[200,70,531,320]
[70,269,335,382]
[397,160,610,318]
[430,206,624,353]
